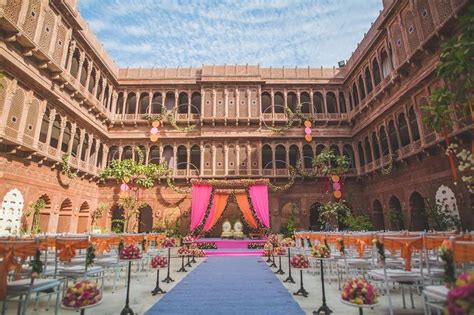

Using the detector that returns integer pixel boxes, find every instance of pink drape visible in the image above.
[190,184,213,230]
[248,185,270,227]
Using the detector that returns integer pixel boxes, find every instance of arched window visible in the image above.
[190,145,200,171]
[275,145,286,169]
[116,93,124,114]
[272,92,283,113]
[71,129,80,156]
[313,92,324,113]
[126,93,136,114]
[88,68,96,93]
[326,92,337,113]
[80,134,88,161]
[151,92,162,114]
[80,59,88,86]
[39,108,50,143]
[343,144,355,168]
[111,205,124,233]
[358,141,365,166]
[163,145,174,168]
[165,92,175,111]
[372,132,380,160]
[408,107,420,141]
[330,144,340,156]
[303,144,313,169]
[149,145,160,164]
[372,58,381,86]
[339,92,347,113]
[287,92,297,113]
[388,120,399,152]
[49,115,61,148]
[96,144,103,168]
[381,49,392,78]
[191,92,201,114]
[261,92,271,114]
[177,145,187,169]
[364,67,373,94]
[300,92,311,113]
[107,146,119,165]
[358,76,366,100]
[70,49,80,78]
[315,144,326,156]
[349,91,353,111]
[409,192,428,231]
[389,196,404,230]
[122,146,133,160]
[139,93,149,114]
[289,145,300,168]
[61,122,71,152]
[398,113,410,146]
[352,83,359,106]
[262,145,272,169]
[380,126,389,156]
[364,137,373,163]
[178,92,188,114]
[309,203,322,230]
[372,200,385,230]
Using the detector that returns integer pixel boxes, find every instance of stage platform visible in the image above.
[196,238,265,257]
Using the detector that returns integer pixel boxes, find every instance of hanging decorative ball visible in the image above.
[120,183,129,192]
[304,120,312,128]
[304,134,312,142]
[123,176,130,184]
[334,190,342,199]
[150,127,159,135]
[152,121,160,128]
[333,182,341,191]
[150,134,159,142]
[304,127,312,135]
[331,175,340,183]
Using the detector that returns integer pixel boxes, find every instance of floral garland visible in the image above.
[85,246,95,269]
[197,242,217,249]
[268,167,297,192]
[61,154,77,179]
[373,239,386,263]
[248,242,265,249]
[267,107,298,133]
[295,160,318,177]
[166,172,192,194]
[446,143,473,192]
[190,178,269,188]
[167,106,197,133]
[381,153,395,175]
[440,241,455,286]
[29,249,44,278]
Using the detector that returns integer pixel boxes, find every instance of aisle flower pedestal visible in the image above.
[291,254,310,297]
[177,246,190,273]
[311,244,333,314]
[340,278,379,315]
[61,280,102,315]
[264,242,273,263]
[150,256,168,295]
[183,236,195,267]
[119,245,142,315]
[274,246,286,275]
[161,237,176,283]
[282,238,296,283]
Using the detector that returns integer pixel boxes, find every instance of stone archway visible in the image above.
[0,188,24,235]
[138,204,153,233]
[38,194,52,233]
[372,199,385,231]
[388,196,404,231]
[309,202,322,231]
[57,198,73,233]
[111,204,124,233]
[77,202,90,233]
[409,191,428,231]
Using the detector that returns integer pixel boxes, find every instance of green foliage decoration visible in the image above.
[312,147,350,176]
[61,153,77,179]
[424,198,461,231]
[26,199,45,234]
[319,201,351,230]
[344,214,373,231]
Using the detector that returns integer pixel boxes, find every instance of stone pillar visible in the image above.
[68,123,77,154]
[235,89,240,118]
[92,139,100,167]
[33,100,48,147]
[85,63,93,92]
[76,53,85,82]
[77,129,85,161]
[45,108,57,147]
[65,40,76,73]
[247,143,251,175]
[101,144,109,168]
[211,145,216,176]
[56,116,67,153]
[224,143,228,176]
[93,71,101,97]
[236,144,240,176]
[186,145,191,176]
[200,143,205,176]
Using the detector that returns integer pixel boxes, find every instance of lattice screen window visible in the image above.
[5,87,25,138]
[23,0,41,40]
[0,188,24,236]
[53,24,67,65]
[39,9,55,53]
[4,0,22,24]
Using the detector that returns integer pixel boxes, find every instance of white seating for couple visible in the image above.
[221,220,244,239]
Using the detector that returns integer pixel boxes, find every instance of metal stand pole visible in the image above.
[284,247,295,283]
[162,247,174,283]
[177,256,187,272]
[185,255,192,267]
[314,259,333,314]
[270,254,277,268]
[275,255,285,274]
[151,269,166,295]
[120,261,134,315]
[293,269,309,297]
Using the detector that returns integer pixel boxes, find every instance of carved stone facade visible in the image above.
[0,0,472,234]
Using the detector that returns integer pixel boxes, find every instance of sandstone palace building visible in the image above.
[0,0,472,236]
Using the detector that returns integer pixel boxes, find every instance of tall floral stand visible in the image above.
[162,247,175,283]
[293,268,309,298]
[120,260,135,315]
[313,258,333,315]
[150,256,167,295]
[274,253,285,275]
[270,254,277,268]
[177,255,188,272]
[284,247,295,283]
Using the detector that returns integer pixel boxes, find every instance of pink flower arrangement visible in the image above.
[192,248,206,257]
[280,237,295,248]
[150,255,168,269]
[273,246,286,256]
[177,246,191,257]
[262,242,274,256]
[182,235,195,244]
[341,278,378,305]
[446,271,474,315]
[290,254,309,269]
[267,234,279,245]
[119,244,142,260]
[311,243,331,258]
[62,280,102,308]
[161,237,176,248]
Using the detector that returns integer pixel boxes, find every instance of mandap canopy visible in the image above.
[190,179,270,233]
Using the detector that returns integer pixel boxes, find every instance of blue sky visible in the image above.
[78,0,383,68]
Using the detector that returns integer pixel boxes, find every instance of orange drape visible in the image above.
[235,193,258,229]
[205,192,229,231]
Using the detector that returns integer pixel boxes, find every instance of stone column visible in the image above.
[77,129,85,161]
[101,144,109,168]
[211,145,216,176]
[224,143,229,176]
[92,71,101,97]
[65,40,76,73]
[236,144,240,176]
[68,123,77,154]
[246,143,251,175]
[45,108,57,147]
[200,142,205,176]
[33,100,48,147]
[84,63,93,92]
[235,89,240,119]
[186,145,191,176]
[76,53,85,82]
[92,139,100,167]
[56,116,67,153]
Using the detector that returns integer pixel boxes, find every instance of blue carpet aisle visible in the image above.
[145,256,305,315]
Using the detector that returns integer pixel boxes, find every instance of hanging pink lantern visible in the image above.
[333,182,341,191]
[150,127,159,135]
[304,127,312,135]
[120,183,129,192]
